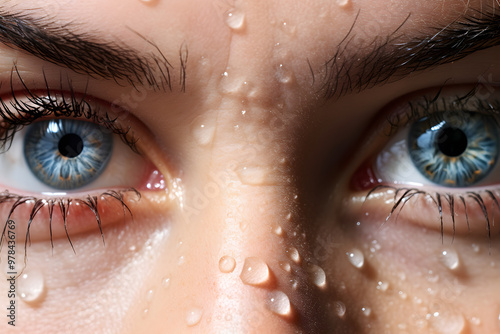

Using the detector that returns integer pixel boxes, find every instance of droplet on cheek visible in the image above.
[186,308,203,327]
[161,277,171,288]
[192,123,216,146]
[279,261,291,273]
[240,257,270,286]
[335,0,350,7]
[333,301,346,319]
[439,248,460,271]
[266,291,291,316]
[306,264,326,288]
[427,310,465,334]
[18,269,45,304]
[346,248,364,269]
[286,247,300,264]
[219,255,236,273]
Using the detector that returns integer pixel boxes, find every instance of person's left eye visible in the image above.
[348,86,500,239]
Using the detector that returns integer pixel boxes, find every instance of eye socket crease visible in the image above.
[322,6,500,99]
[0,8,188,92]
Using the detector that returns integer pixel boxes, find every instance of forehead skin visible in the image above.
[2,0,500,333]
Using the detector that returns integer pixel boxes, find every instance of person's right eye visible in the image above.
[0,70,170,247]
[348,86,500,239]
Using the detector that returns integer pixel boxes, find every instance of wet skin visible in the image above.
[1,0,500,333]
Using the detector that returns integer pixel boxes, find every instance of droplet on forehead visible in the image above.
[219,255,236,273]
[186,308,203,327]
[336,0,350,7]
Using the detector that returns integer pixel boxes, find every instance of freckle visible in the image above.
[266,291,291,316]
[240,257,270,286]
[346,248,364,269]
[219,256,236,273]
[286,247,300,264]
[186,308,203,327]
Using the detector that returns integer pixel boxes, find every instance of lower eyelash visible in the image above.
[365,185,496,247]
[0,188,141,260]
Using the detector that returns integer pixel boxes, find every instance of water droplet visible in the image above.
[276,64,295,84]
[306,264,326,288]
[224,10,245,30]
[398,291,408,300]
[186,308,203,327]
[346,248,364,268]
[361,307,371,317]
[426,270,440,283]
[178,255,185,266]
[428,310,465,334]
[146,289,154,302]
[219,255,236,273]
[439,248,460,271]
[279,261,291,273]
[333,301,346,318]
[237,166,272,185]
[470,316,481,326]
[161,277,171,288]
[273,225,283,236]
[286,247,300,264]
[240,257,270,286]
[376,281,389,292]
[266,291,291,316]
[286,212,292,220]
[336,0,350,7]
[472,243,480,253]
[18,270,45,304]
[139,0,158,5]
[192,122,216,146]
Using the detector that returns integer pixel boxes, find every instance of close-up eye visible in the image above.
[0,80,168,244]
[349,87,500,237]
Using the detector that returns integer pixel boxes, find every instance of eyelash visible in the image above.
[0,67,143,255]
[364,86,500,244]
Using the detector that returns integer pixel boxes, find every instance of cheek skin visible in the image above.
[313,191,500,333]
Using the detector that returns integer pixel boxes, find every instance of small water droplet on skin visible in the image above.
[439,248,460,271]
[376,281,389,292]
[186,308,203,327]
[428,310,465,334]
[178,256,185,266]
[139,0,158,4]
[398,291,408,300]
[224,10,246,31]
[335,0,350,7]
[219,256,236,273]
[346,248,364,268]
[472,243,480,253]
[333,301,346,318]
[279,261,291,273]
[142,308,149,319]
[192,123,216,146]
[18,270,45,304]
[273,225,283,236]
[129,245,137,252]
[426,270,440,283]
[276,64,295,84]
[237,166,271,185]
[306,264,326,288]
[286,212,292,220]
[266,291,291,316]
[146,289,154,302]
[240,257,270,286]
[161,277,171,288]
[361,307,371,317]
[286,247,300,264]
[470,316,481,326]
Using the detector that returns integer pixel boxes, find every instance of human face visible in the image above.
[1,0,500,333]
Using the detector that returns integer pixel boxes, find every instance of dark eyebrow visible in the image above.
[322,8,500,99]
[0,10,186,91]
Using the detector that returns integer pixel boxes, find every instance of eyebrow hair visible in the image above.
[0,10,185,91]
[322,8,500,99]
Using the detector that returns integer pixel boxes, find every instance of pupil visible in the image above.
[58,133,84,158]
[437,127,468,157]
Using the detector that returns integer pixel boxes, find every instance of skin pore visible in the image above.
[0,0,500,333]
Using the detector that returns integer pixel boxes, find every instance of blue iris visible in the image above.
[408,112,499,187]
[24,119,113,190]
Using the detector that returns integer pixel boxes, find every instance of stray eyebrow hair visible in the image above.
[0,10,186,91]
[322,8,500,99]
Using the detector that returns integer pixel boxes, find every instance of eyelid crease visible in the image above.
[0,66,140,153]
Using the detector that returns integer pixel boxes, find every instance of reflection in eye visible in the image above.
[24,119,113,190]
[351,88,500,239]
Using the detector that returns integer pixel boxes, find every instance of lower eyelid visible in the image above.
[1,188,170,243]
[349,187,500,238]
